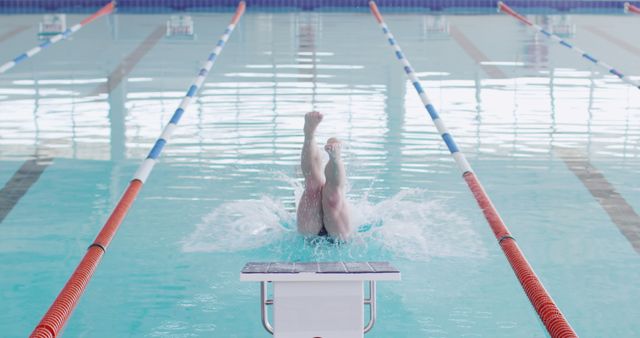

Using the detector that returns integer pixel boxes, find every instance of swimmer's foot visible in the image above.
[304,111,323,137]
[324,137,342,160]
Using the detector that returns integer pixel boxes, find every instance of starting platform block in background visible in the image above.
[38,14,67,38]
[166,15,195,39]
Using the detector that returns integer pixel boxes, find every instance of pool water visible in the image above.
[1,9,639,337]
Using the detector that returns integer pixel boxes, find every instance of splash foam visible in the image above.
[181,187,487,261]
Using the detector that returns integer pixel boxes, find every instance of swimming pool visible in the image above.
[1,3,640,337]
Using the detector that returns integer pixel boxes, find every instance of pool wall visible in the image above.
[0,0,639,13]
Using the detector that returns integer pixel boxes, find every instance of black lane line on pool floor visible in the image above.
[0,158,52,224]
[89,25,165,96]
[556,147,640,254]
[585,26,640,57]
[0,25,30,44]
[449,25,508,79]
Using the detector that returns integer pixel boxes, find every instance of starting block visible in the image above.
[38,14,66,38]
[240,261,401,338]
[166,15,195,39]
[422,15,449,40]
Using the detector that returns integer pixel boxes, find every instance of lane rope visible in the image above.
[625,2,640,14]
[29,2,246,337]
[499,1,640,91]
[0,1,115,75]
[368,2,578,337]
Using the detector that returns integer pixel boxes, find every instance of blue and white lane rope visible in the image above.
[368,2,472,174]
[499,1,640,90]
[133,1,246,183]
[0,1,115,75]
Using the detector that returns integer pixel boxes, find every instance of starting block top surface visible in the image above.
[240,261,401,282]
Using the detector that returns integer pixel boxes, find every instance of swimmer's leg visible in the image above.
[322,138,351,240]
[297,111,325,235]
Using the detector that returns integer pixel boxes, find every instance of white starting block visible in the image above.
[534,15,575,38]
[422,15,449,40]
[166,15,195,39]
[550,16,575,37]
[38,14,67,38]
[240,261,401,338]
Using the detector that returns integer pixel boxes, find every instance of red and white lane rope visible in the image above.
[369,1,577,337]
[625,2,640,14]
[29,2,246,337]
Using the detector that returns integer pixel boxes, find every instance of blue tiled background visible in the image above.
[0,0,638,13]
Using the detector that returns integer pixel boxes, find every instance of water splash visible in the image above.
[181,196,293,253]
[181,186,487,261]
[352,189,487,259]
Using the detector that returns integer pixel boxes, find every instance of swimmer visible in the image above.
[296,111,352,240]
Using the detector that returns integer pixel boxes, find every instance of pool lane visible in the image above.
[0,15,174,162]
[0,159,121,336]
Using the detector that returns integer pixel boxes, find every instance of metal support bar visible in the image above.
[260,281,274,335]
[364,280,377,333]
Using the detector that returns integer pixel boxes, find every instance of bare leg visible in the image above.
[297,112,325,235]
[322,137,351,240]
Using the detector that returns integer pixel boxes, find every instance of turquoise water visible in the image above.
[1,11,640,337]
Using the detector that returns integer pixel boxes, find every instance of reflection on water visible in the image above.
[0,14,638,169]
[1,73,637,162]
